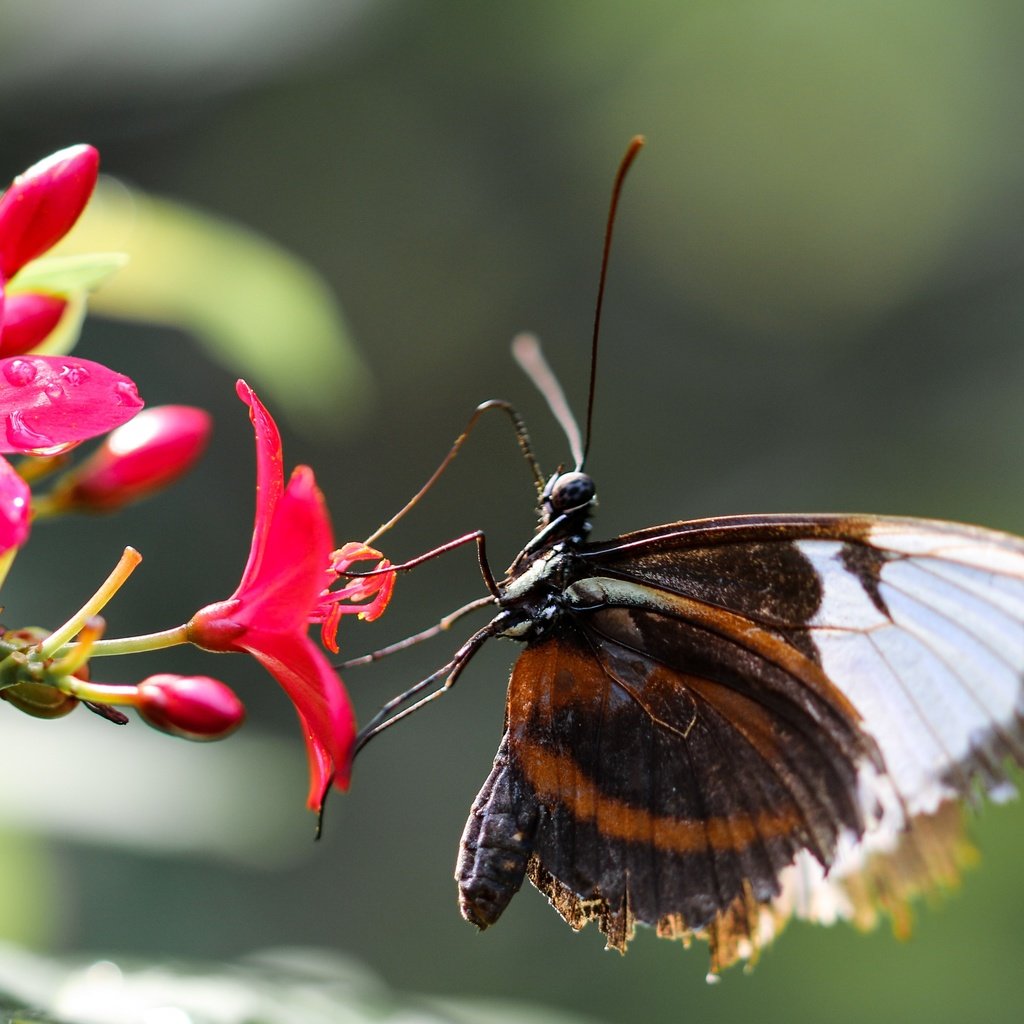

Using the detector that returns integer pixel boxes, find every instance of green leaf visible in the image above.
[0,1010,69,1024]
[0,947,608,1024]
[7,253,128,295]
[31,292,87,357]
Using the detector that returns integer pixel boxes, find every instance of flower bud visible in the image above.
[0,455,30,554]
[56,405,211,511]
[0,292,67,356]
[136,674,245,741]
[0,681,78,719]
[0,145,99,279]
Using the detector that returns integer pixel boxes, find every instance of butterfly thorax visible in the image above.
[495,470,597,643]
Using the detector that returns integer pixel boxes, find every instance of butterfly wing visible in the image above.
[457,513,1024,970]
[583,514,1024,814]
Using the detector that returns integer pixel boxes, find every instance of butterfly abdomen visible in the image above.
[456,736,540,928]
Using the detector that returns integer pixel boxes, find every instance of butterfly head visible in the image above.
[537,469,596,542]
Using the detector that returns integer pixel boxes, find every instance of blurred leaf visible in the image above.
[0,716,309,868]
[55,178,371,434]
[31,292,86,357]
[424,996,604,1024]
[3,254,119,358]
[0,830,60,950]
[10,253,128,295]
[0,1009,68,1024]
[0,946,607,1024]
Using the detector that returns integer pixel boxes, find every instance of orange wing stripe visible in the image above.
[517,740,804,853]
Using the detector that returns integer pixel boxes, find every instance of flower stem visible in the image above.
[30,493,61,520]
[48,617,104,677]
[39,547,143,658]
[60,676,140,704]
[0,548,16,592]
[74,624,190,658]
[15,453,68,486]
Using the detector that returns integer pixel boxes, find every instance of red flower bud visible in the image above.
[0,455,30,553]
[0,145,99,279]
[136,674,245,741]
[59,405,211,511]
[0,292,67,356]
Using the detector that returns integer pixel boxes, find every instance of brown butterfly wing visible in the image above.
[457,513,1024,968]
[582,513,1024,811]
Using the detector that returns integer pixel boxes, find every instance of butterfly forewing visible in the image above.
[458,512,1024,969]
[580,514,1024,811]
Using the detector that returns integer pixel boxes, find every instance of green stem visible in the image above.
[60,676,139,704]
[0,547,16,593]
[49,619,103,677]
[39,547,143,658]
[31,494,60,520]
[65,624,190,659]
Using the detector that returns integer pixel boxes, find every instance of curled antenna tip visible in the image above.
[511,332,584,471]
[511,332,540,361]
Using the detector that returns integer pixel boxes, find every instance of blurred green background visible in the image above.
[1,1,1023,1020]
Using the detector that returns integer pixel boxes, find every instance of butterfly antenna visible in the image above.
[581,134,645,469]
[364,399,544,546]
[512,332,583,470]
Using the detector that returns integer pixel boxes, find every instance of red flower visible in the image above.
[53,404,211,511]
[187,381,354,812]
[0,145,98,353]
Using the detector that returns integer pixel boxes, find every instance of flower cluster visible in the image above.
[0,145,142,561]
[0,146,396,818]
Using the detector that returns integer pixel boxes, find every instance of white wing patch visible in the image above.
[797,528,1024,814]
[800,541,890,631]
[776,523,1024,938]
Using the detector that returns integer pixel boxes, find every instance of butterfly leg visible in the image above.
[337,596,495,670]
[340,529,502,599]
[353,618,504,754]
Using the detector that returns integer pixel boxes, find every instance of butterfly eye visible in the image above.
[549,471,595,513]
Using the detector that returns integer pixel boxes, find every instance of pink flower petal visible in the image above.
[231,466,333,630]
[0,292,67,356]
[239,630,356,804]
[0,145,99,279]
[0,455,30,553]
[234,379,284,594]
[0,355,143,455]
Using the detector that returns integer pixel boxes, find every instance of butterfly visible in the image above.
[353,137,1024,975]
